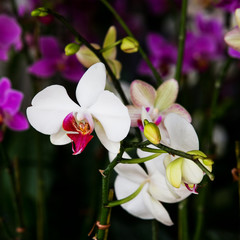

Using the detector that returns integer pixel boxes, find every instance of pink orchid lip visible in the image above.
[63,112,94,155]
[184,183,198,194]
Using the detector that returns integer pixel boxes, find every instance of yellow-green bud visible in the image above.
[65,43,80,56]
[120,36,139,53]
[31,8,48,17]
[166,158,183,188]
[202,159,214,166]
[143,120,161,145]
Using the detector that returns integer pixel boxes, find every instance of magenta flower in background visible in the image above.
[183,13,225,73]
[138,33,177,78]
[215,0,240,12]
[0,14,22,61]
[28,36,84,82]
[17,0,40,16]
[228,47,240,58]
[0,77,29,141]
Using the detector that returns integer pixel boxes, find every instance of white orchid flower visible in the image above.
[27,62,131,154]
[109,152,192,226]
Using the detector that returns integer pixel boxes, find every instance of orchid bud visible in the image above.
[166,158,183,188]
[203,159,214,166]
[187,150,213,172]
[143,119,161,145]
[120,36,139,53]
[31,8,48,17]
[65,43,80,56]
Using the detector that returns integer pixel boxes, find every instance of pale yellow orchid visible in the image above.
[76,26,122,79]
[224,8,240,51]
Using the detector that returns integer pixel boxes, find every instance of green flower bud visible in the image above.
[202,159,214,166]
[65,43,80,56]
[143,120,161,145]
[120,36,139,53]
[31,7,48,17]
[166,158,183,188]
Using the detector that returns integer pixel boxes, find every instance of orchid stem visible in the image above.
[178,199,189,240]
[123,140,214,180]
[174,0,188,82]
[235,141,240,225]
[152,219,159,240]
[44,8,129,105]
[100,0,163,86]
[106,181,147,207]
[37,135,45,240]
[97,145,125,240]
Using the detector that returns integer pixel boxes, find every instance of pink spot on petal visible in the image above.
[154,115,162,125]
[137,119,144,132]
[145,107,150,112]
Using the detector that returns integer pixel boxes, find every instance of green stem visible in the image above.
[174,0,188,82]
[0,144,25,237]
[100,0,163,86]
[120,153,161,164]
[152,220,159,240]
[36,135,44,240]
[44,8,129,105]
[97,145,125,240]
[235,141,240,221]
[178,199,189,240]
[106,181,147,207]
[124,140,214,180]
[193,180,208,240]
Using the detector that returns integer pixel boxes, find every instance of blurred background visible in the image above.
[0,0,239,239]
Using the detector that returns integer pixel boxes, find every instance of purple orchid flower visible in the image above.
[28,36,84,82]
[215,0,240,12]
[0,14,22,61]
[183,13,225,73]
[0,77,29,141]
[228,47,240,58]
[138,33,177,78]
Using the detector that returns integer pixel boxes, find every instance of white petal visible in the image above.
[94,121,120,153]
[27,85,80,135]
[109,152,149,183]
[164,103,192,122]
[89,91,130,142]
[127,105,141,127]
[142,191,173,226]
[137,148,166,175]
[50,127,71,145]
[164,113,199,151]
[182,159,203,184]
[114,176,153,219]
[76,62,106,108]
[149,171,191,203]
